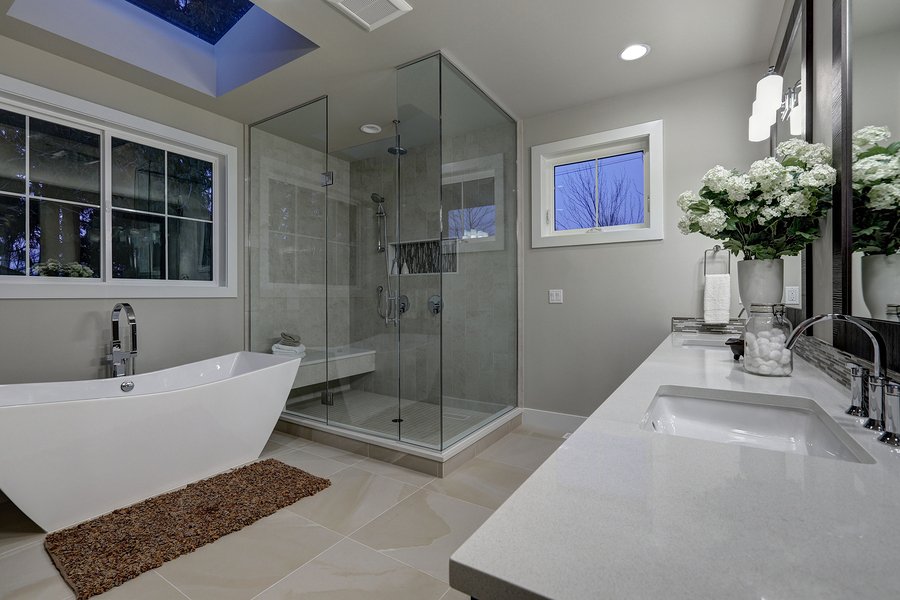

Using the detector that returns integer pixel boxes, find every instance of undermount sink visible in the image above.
[640,385,874,464]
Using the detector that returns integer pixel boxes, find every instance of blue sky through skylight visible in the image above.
[123,0,255,45]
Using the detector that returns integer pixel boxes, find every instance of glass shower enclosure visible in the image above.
[249,54,517,451]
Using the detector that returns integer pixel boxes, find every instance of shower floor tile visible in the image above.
[286,390,508,449]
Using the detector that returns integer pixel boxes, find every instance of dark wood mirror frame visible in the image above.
[775,0,815,327]
[832,0,900,370]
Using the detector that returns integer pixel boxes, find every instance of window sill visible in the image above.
[0,278,237,299]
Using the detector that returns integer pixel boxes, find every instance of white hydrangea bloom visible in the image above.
[776,139,832,166]
[852,126,892,148]
[757,204,783,225]
[749,157,789,192]
[676,190,701,212]
[867,182,900,211]
[701,165,732,193]
[776,138,807,161]
[778,191,812,217]
[734,203,756,218]
[853,154,900,187]
[798,143,832,166]
[677,215,694,235]
[798,163,837,188]
[698,206,727,236]
[723,173,754,202]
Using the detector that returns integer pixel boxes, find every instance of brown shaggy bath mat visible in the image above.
[44,459,330,600]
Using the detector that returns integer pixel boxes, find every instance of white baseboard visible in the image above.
[521,408,586,435]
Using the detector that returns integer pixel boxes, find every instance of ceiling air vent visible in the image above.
[325,0,412,32]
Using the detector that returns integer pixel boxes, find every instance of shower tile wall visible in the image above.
[249,129,353,352]
[346,122,516,412]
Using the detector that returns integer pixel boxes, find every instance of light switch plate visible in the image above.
[784,286,800,305]
[549,289,563,304]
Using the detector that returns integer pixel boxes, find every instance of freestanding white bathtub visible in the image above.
[0,352,301,532]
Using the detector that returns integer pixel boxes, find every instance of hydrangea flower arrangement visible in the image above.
[850,126,900,256]
[677,139,835,260]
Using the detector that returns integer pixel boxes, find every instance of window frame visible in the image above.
[0,73,237,299]
[531,120,663,248]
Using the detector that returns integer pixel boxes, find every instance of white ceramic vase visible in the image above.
[860,254,900,320]
[737,259,784,309]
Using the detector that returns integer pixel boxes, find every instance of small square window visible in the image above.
[532,120,663,248]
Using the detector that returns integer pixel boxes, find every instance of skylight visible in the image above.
[123,0,255,45]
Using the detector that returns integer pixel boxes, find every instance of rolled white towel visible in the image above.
[703,273,731,324]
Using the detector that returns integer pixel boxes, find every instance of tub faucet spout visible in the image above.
[108,303,137,377]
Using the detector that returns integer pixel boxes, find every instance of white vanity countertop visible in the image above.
[450,333,900,599]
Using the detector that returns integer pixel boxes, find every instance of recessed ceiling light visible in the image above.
[360,124,382,134]
[619,44,651,61]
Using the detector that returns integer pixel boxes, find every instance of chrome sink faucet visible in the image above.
[785,313,899,447]
[108,303,137,377]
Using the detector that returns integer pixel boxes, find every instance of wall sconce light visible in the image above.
[748,66,805,142]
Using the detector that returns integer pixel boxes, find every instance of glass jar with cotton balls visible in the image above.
[743,304,793,376]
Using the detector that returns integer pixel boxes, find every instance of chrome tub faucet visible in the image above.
[108,303,137,377]
[785,313,899,447]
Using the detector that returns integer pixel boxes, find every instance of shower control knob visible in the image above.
[428,295,443,315]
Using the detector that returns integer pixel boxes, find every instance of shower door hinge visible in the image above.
[321,171,334,187]
[321,390,334,406]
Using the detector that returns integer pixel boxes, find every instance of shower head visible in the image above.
[371,193,385,204]
[387,146,407,156]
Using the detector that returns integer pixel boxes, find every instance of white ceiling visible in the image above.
[0,0,784,136]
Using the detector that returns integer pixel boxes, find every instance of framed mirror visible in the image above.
[833,0,900,370]
[774,0,815,325]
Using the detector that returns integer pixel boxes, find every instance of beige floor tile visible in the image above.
[94,571,186,599]
[299,442,367,465]
[275,449,352,478]
[287,468,417,535]
[255,538,447,600]
[512,424,572,440]
[477,431,562,471]
[268,431,310,449]
[0,542,74,600]
[0,502,44,558]
[353,458,435,487]
[351,489,492,583]
[441,587,470,600]
[259,439,291,459]
[157,510,342,600]
[425,458,532,509]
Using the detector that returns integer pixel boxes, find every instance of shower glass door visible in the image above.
[324,128,401,441]
[395,55,443,448]
[249,97,330,424]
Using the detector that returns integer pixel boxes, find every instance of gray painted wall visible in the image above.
[0,35,246,383]
[521,62,767,417]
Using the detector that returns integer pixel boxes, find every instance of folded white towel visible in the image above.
[271,342,306,355]
[703,273,731,324]
[273,350,306,359]
[271,343,306,354]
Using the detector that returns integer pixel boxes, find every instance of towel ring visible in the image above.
[703,245,730,276]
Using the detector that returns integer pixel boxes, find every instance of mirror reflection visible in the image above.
[850,0,900,321]
[775,10,805,310]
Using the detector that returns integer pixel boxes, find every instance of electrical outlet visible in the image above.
[784,286,800,305]
[548,289,564,304]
